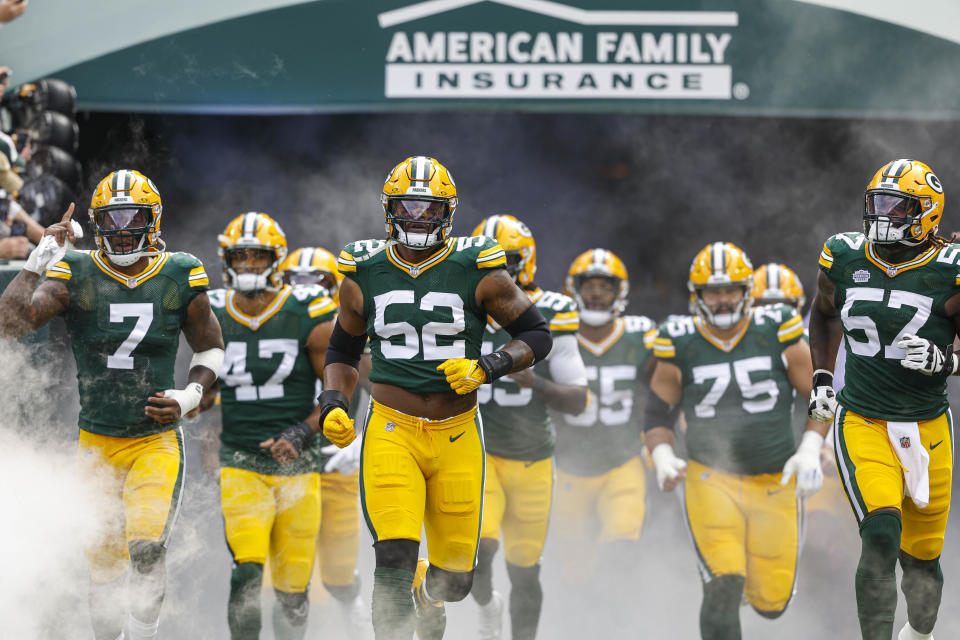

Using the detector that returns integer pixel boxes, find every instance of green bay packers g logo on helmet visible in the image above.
[218,212,288,293]
[381,156,458,250]
[471,214,536,286]
[688,242,754,329]
[565,248,629,326]
[89,169,164,267]
[752,263,806,311]
[864,159,944,246]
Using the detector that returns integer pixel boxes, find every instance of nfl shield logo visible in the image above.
[900,436,911,449]
[385,422,396,432]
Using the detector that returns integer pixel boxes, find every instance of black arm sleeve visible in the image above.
[642,390,681,432]
[324,319,367,369]
[503,303,552,363]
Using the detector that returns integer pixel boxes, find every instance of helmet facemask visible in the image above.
[692,284,752,330]
[91,204,162,267]
[574,274,627,327]
[383,197,453,250]
[223,247,281,295]
[283,269,337,291]
[863,190,936,246]
[504,248,533,284]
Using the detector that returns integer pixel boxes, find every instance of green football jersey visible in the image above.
[820,232,960,421]
[653,304,805,475]
[479,287,580,461]
[46,249,210,437]
[210,284,337,476]
[554,315,657,476]
[337,236,506,394]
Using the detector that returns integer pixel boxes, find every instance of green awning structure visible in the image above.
[2,0,960,118]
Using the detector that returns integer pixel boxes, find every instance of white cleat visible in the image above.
[899,621,934,640]
[477,590,504,640]
[339,594,374,640]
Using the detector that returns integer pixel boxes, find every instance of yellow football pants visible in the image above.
[555,456,647,544]
[552,457,646,583]
[361,399,484,572]
[481,454,554,567]
[834,406,953,560]
[220,466,321,593]
[683,459,801,615]
[317,469,361,587]
[77,428,184,583]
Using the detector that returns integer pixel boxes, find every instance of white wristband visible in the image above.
[23,235,65,275]
[164,382,203,417]
[190,347,225,376]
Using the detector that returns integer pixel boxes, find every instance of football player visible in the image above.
[468,215,589,640]
[645,242,827,639]
[193,214,336,639]
[809,159,958,640]
[0,170,224,640]
[551,249,656,628]
[260,156,551,640]
[278,246,372,638]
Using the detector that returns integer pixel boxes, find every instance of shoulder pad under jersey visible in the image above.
[165,251,210,289]
[338,239,389,275]
[623,315,658,349]
[289,283,338,320]
[933,243,960,291]
[819,232,866,272]
[535,289,579,335]
[752,303,804,344]
[449,235,507,270]
[652,315,695,359]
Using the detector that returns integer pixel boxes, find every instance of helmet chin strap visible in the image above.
[696,294,749,329]
[232,271,277,293]
[105,251,144,267]
[393,222,445,249]
[867,219,926,246]
[100,230,161,267]
[580,308,614,327]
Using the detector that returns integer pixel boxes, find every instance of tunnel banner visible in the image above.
[8,0,960,118]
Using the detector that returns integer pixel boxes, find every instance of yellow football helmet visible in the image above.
[752,263,806,310]
[89,169,163,266]
[381,156,458,250]
[565,248,629,326]
[472,215,536,286]
[279,247,343,302]
[218,212,288,293]
[864,159,944,246]
[688,242,754,329]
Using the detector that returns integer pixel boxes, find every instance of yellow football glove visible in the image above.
[437,358,487,395]
[323,407,356,447]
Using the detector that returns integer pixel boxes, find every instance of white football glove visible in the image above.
[163,382,203,418]
[322,438,360,475]
[808,369,838,424]
[650,443,687,491]
[781,430,825,498]
[23,220,82,275]
[897,333,958,377]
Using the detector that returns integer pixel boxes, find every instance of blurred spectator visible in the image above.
[0,188,42,258]
[0,130,27,169]
[0,146,22,193]
[0,65,9,94]
[0,0,27,24]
